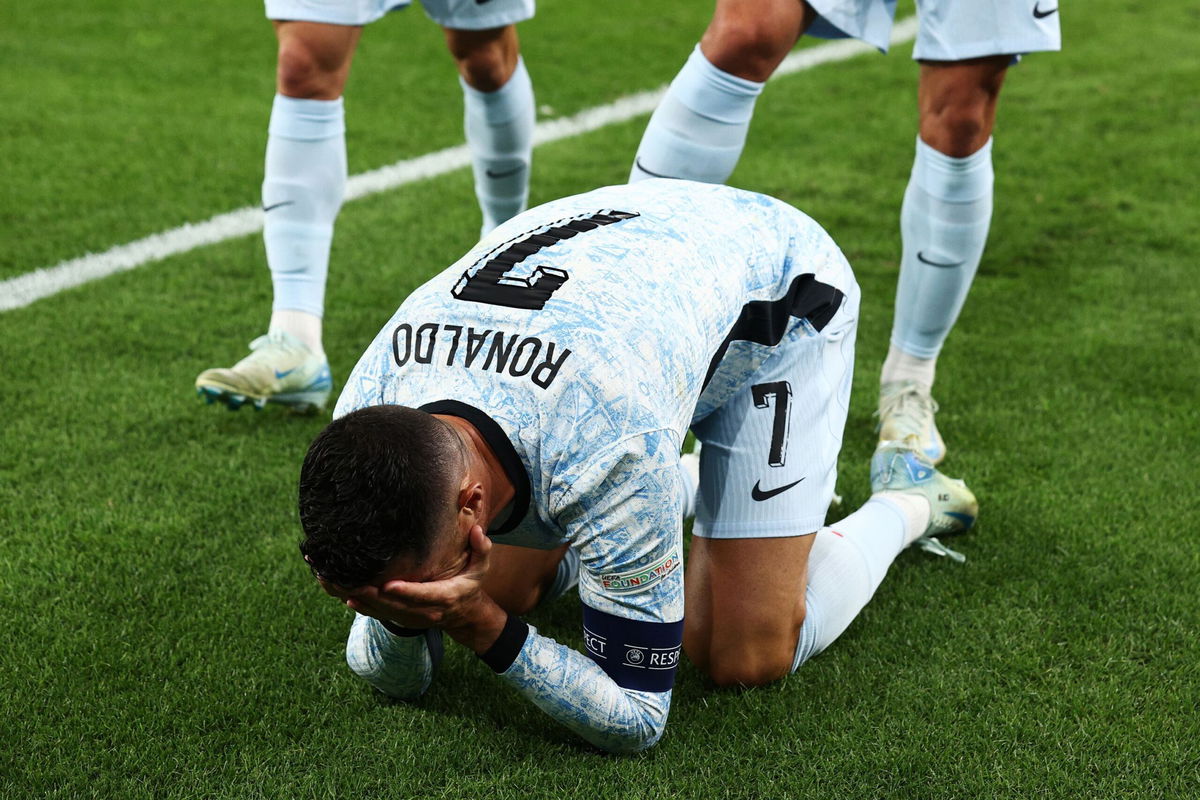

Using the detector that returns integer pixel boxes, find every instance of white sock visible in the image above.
[462,57,534,235]
[263,94,346,330]
[268,309,324,357]
[890,136,994,360]
[629,45,763,184]
[792,496,926,669]
[880,344,936,390]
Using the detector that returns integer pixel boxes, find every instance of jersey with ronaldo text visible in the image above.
[335,179,856,751]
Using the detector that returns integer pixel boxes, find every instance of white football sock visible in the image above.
[263,94,346,331]
[268,309,324,358]
[792,496,926,669]
[462,57,534,235]
[629,45,763,184]
[880,344,936,390]
[890,136,994,360]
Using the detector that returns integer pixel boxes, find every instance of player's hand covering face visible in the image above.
[318,525,489,632]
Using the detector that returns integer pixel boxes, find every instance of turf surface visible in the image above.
[2,0,1198,797]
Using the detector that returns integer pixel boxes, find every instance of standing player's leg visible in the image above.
[879,56,1009,461]
[629,0,816,183]
[196,20,360,412]
[880,0,1060,459]
[443,25,534,236]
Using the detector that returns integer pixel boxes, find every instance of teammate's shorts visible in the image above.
[806,0,1061,61]
[691,287,859,540]
[265,0,534,30]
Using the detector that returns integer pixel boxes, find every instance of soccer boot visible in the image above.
[877,380,946,465]
[195,331,332,413]
[870,436,977,562]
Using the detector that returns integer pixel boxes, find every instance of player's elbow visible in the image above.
[345,616,436,700]
[578,693,670,754]
[589,715,667,755]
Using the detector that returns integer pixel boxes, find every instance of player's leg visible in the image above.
[442,24,533,235]
[629,0,817,183]
[195,19,361,412]
[880,0,1060,459]
[879,56,1008,460]
[689,327,976,685]
[685,534,812,685]
[686,488,941,685]
[688,279,860,684]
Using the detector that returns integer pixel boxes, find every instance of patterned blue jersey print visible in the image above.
[336,179,856,751]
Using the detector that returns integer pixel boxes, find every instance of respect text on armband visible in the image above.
[392,322,572,390]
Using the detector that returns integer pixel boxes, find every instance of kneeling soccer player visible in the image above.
[298,179,977,753]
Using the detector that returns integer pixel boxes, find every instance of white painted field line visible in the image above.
[0,19,915,313]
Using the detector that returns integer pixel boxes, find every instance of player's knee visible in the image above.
[702,17,795,82]
[457,51,510,93]
[689,620,804,688]
[920,104,991,158]
[276,39,343,99]
[447,29,517,92]
[704,649,794,688]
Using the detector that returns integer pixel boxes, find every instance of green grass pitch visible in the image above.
[2,0,1198,797]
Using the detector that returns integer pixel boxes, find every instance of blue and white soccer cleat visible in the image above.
[877,381,946,465]
[870,436,978,562]
[195,331,332,413]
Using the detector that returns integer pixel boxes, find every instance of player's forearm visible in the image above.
[478,619,671,753]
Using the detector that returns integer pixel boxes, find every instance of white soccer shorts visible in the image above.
[807,0,1062,60]
[264,0,534,30]
[691,292,859,540]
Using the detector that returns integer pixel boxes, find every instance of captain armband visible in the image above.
[581,605,684,693]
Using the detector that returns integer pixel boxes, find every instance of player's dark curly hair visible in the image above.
[298,405,464,587]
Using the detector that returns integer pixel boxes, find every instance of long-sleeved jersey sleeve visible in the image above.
[481,431,687,752]
[345,613,443,700]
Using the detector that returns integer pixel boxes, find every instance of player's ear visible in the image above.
[457,482,486,518]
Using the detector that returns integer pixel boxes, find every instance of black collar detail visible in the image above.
[418,399,531,536]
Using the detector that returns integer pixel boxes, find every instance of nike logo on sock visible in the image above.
[634,158,680,180]
[1032,2,1058,18]
[485,165,525,179]
[751,477,805,501]
[263,201,295,213]
[916,251,965,268]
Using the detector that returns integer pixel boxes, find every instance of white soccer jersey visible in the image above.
[336,179,856,750]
